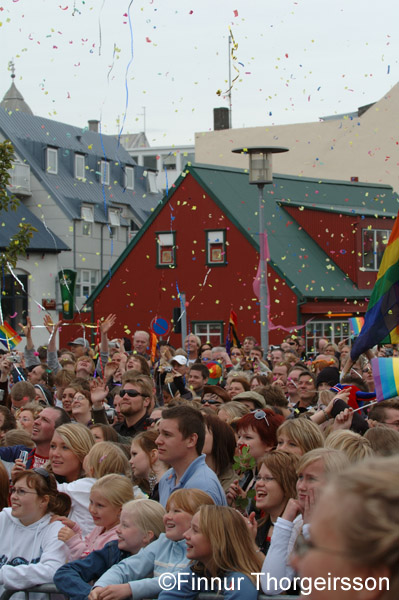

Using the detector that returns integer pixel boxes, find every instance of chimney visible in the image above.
[88,119,99,133]
[213,107,230,131]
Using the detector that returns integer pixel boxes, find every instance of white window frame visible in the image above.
[125,166,134,190]
[192,321,223,345]
[206,230,226,265]
[101,160,109,185]
[46,148,58,174]
[362,228,390,271]
[81,206,94,222]
[305,320,350,354]
[157,232,175,267]
[109,209,120,227]
[76,269,98,299]
[75,154,85,180]
[147,171,158,193]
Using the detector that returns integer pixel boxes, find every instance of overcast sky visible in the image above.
[1,0,398,146]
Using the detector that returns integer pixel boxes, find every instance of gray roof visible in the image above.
[0,108,162,225]
[1,81,33,115]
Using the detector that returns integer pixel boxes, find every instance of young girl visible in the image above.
[58,474,134,560]
[159,505,263,599]
[276,418,324,456]
[130,430,169,499]
[54,498,166,600]
[89,489,214,600]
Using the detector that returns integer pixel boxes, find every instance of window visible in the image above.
[76,269,98,299]
[156,232,176,267]
[129,220,140,240]
[163,153,176,171]
[206,230,226,265]
[46,148,58,174]
[143,155,158,171]
[100,160,109,185]
[192,322,223,346]
[1,274,28,332]
[81,206,94,222]
[82,223,92,236]
[8,162,30,194]
[125,166,134,190]
[179,152,195,169]
[109,209,120,227]
[305,320,350,354]
[75,154,85,180]
[362,228,389,271]
[147,172,158,194]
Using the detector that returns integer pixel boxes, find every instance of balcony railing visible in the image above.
[8,163,31,195]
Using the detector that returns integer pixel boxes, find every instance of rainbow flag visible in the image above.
[349,317,364,337]
[225,309,241,354]
[371,356,399,401]
[0,322,22,349]
[351,213,399,361]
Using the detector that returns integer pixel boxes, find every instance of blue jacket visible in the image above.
[158,455,227,507]
[54,541,129,600]
[158,568,258,600]
[0,445,36,469]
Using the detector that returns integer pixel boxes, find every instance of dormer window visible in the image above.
[125,166,134,190]
[81,206,94,222]
[147,172,158,193]
[101,160,109,185]
[46,148,58,174]
[75,154,85,180]
[109,209,120,227]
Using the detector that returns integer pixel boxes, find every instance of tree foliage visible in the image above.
[0,139,37,271]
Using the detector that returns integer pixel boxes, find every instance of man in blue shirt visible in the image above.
[156,405,226,506]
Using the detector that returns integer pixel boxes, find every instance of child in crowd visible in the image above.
[54,499,165,600]
[58,474,134,560]
[88,489,214,600]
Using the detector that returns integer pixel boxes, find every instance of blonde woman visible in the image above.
[291,457,399,600]
[325,429,374,462]
[159,505,263,599]
[276,417,324,456]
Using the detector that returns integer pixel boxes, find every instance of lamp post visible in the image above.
[232,146,289,355]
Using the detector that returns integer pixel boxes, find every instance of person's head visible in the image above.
[250,346,264,361]
[116,499,166,553]
[229,347,244,365]
[291,457,399,600]
[202,413,236,477]
[169,355,189,377]
[227,376,250,399]
[31,406,71,445]
[49,423,95,482]
[242,336,257,355]
[84,441,131,478]
[60,384,82,415]
[89,423,119,443]
[16,402,42,435]
[119,374,153,420]
[33,384,53,407]
[256,450,299,515]
[258,385,289,410]
[217,401,250,425]
[296,448,350,510]
[236,409,285,459]
[185,505,263,581]
[89,474,134,531]
[157,405,205,464]
[272,362,289,384]
[187,364,210,393]
[0,405,17,441]
[0,461,9,510]
[277,418,325,456]
[70,389,93,422]
[10,380,36,410]
[368,399,399,431]
[4,428,35,448]
[201,385,231,411]
[11,468,71,526]
[164,488,214,542]
[297,371,317,406]
[270,348,284,366]
[316,366,340,391]
[27,364,53,387]
[133,330,150,355]
[130,430,161,480]
[54,368,76,397]
[364,427,399,457]
[184,334,201,356]
[286,366,309,397]
[126,354,151,376]
[325,430,374,462]
[250,373,272,390]
[75,356,95,376]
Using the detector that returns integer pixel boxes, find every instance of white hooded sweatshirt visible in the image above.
[0,508,67,598]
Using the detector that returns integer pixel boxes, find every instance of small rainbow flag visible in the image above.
[371,356,399,402]
[0,322,22,350]
[349,317,364,337]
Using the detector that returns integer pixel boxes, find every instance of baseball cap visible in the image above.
[234,391,267,410]
[170,355,188,366]
[68,337,90,349]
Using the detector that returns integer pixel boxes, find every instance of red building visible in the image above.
[75,164,398,352]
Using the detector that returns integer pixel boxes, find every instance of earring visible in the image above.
[148,470,157,494]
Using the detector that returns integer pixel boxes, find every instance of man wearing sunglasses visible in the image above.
[113,374,153,438]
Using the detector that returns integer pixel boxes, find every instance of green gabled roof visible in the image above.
[86,163,384,306]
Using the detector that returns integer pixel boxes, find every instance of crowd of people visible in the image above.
[0,313,398,599]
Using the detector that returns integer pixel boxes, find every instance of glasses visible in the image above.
[200,397,222,405]
[10,486,38,497]
[120,389,143,398]
[252,409,270,427]
[293,533,352,558]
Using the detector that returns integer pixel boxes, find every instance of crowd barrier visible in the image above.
[0,584,299,600]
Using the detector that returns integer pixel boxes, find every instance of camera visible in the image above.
[9,352,20,363]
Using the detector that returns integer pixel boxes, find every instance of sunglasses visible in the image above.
[252,409,270,427]
[200,397,222,405]
[120,389,143,398]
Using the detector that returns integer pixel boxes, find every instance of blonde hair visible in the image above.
[195,506,263,583]
[325,430,374,462]
[217,401,250,423]
[55,423,95,464]
[166,488,214,514]
[324,457,399,599]
[91,474,134,507]
[364,427,399,457]
[297,447,350,476]
[277,418,324,455]
[122,499,165,540]
[257,450,299,502]
[85,442,131,478]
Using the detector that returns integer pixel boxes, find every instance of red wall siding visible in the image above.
[89,175,298,347]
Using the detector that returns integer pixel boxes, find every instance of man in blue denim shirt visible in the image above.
[156,405,227,506]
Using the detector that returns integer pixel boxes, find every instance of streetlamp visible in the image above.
[232,146,289,355]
